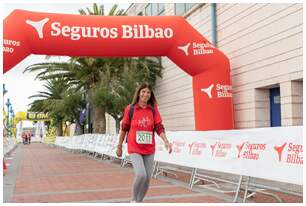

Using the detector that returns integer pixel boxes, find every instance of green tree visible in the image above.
[61,88,86,135]
[28,78,68,136]
[78,3,125,16]
[28,78,84,136]
[93,57,163,133]
[25,57,121,134]
[77,3,125,133]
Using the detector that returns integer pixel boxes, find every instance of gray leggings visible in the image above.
[130,153,155,202]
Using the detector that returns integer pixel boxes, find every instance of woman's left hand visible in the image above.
[164,141,172,154]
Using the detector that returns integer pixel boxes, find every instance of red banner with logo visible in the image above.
[4,9,234,131]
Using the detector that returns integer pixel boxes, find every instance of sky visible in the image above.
[2,2,131,114]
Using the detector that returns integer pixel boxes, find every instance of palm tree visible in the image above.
[76,4,126,133]
[28,78,69,136]
[28,78,84,136]
[25,3,164,134]
[61,88,86,135]
[78,3,125,16]
[24,57,121,134]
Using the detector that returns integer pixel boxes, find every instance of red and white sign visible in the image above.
[4,9,234,131]
[155,126,303,185]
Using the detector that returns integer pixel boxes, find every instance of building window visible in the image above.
[145,4,152,16]
[145,3,165,16]
[186,3,195,11]
[175,3,196,15]
[152,3,158,16]
[175,3,185,15]
[158,3,165,15]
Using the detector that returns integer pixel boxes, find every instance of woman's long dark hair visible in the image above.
[132,82,157,107]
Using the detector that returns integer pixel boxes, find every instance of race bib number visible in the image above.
[136,131,153,144]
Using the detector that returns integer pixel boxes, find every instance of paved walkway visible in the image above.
[3,143,303,203]
[4,143,228,203]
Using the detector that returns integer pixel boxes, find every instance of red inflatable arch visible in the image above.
[4,9,234,131]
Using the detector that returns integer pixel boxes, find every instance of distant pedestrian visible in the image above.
[22,132,27,145]
[116,82,172,203]
[3,159,7,176]
[27,132,31,144]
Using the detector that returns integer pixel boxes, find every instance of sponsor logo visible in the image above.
[239,142,266,160]
[216,84,232,98]
[211,142,232,158]
[3,39,21,53]
[172,140,186,154]
[274,142,303,164]
[137,117,150,129]
[201,84,214,99]
[26,18,174,40]
[26,18,49,39]
[274,143,287,162]
[201,83,232,99]
[210,143,217,156]
[177,43,191,56]
[188,142,206,156]
[236,143,245,158]
[178,42,214,56]
[26,112,49,120]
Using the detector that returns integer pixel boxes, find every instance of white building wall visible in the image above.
[280,80,303,126]
[217,3,303,128]
[121,3,303,131]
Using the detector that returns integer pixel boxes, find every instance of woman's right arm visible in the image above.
[116,105,130,157]
[117,130,126,148]
[116,130,126,157]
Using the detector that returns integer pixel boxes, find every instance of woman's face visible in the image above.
[139,87,151,103]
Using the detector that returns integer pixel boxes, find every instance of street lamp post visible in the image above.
[3,84,8,107]
[12,111,15,129]
[5,98,11,138]
[9,106,14,139]
[3,84,8,96]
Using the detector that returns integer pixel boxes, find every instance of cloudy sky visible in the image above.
[2,2,130,114]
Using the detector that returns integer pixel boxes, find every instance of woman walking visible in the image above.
[116,82,172,203]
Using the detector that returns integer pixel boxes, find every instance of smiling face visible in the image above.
[138,87,151,104]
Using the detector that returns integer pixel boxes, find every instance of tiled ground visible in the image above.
[5,144,229,203]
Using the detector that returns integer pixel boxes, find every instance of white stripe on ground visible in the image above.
[20,168,132,178]
[76,193,225,203]
[13,184,176,196]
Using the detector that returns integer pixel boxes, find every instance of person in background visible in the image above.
[22,132,27,145]
[27,132,31,144]
[3,159,7,176]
